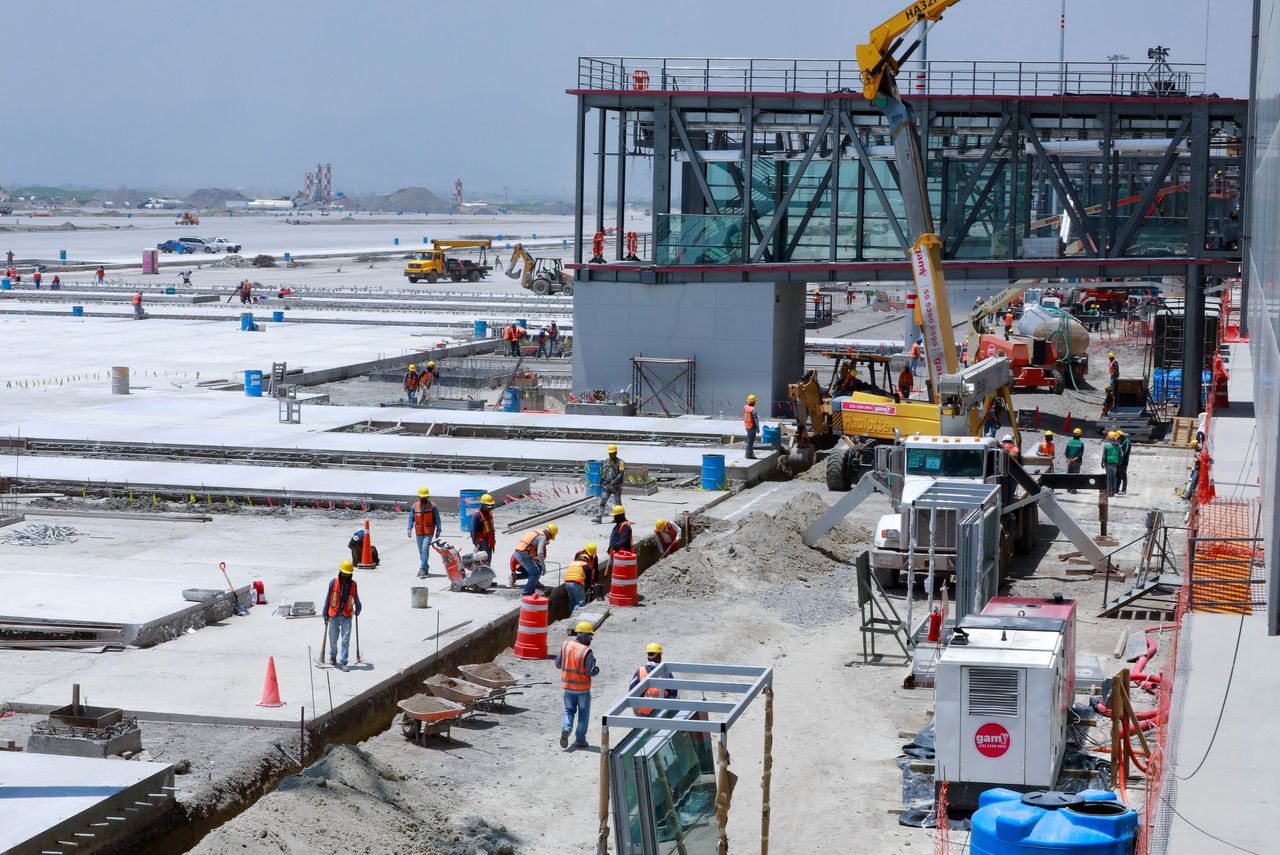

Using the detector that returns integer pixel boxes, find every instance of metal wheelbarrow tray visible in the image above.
[423,674,492,706]
[458,662,519,690]
[398,693,466,743]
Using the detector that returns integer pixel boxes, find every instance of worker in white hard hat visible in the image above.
[557,620,600,750]
[630,642,678,716]
[592,443,625,524]
[743,394,759,459]
[403,362,421,404]
[406,486,441,578]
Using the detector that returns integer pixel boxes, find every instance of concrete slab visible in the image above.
[0,752,174,855]
[1207,341,1260,499]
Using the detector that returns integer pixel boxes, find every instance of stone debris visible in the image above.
[210,254,251,269]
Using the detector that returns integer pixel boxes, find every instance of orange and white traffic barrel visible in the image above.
[608,550,639,607]
[514,593,549,659]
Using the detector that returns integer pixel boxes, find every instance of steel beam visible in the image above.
[616,107,627,259]
[1020,114,1100,256]
[671,110,722,215]
[841,112,909,250]
[574,100,587,265]
[1181,262,1206,417]
[651,99,671,250]
[947,160,1008,258]
[751,111,832,262]
[742,106,756,261]
[830,112,842,261]
[596,107,607,238]
[1112,115,1192,256]
[940,113,1012,247]
[782,162,833,260]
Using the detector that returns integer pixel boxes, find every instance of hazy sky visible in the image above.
[2,0,1251,198]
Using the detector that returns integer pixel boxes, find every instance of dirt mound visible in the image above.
[211,254,250,269]
[378,186,450,213]
[643,490,869,599]
[185,187,247,208]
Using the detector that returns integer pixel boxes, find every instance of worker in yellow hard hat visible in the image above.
[1064,428,1085,490]
[1114,429,1132,495]
[1038,430,1056,473]
[1107,351,1119,392]
[557,619,600,750]
[744,394,760,459]
[592,443,625,524]
[511,524,558,595]
[403,362,421,404]
[323,560,362,670]
[572,542,600,600]
[407,486,441,578]
[655,517,682,557]
[630,642,677,717]
[419,359,440,398]
[608,505,632,557]
[469,493,497,561]
[1102,431,1122,496]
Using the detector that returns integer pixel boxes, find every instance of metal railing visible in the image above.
[577,57,1206,98]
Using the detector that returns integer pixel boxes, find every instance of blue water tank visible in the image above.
[71,306,84,317]
[761,424,780,449]
[501,388,522,412]
[701,454,727,491]
[585,460,603,496]
[474,320,488,339]
[970,789,1137,855]
[458,489,484,533]
[272,310,285,323]
[244,370,264,397]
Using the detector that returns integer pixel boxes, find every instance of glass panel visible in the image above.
[655,214,745,264]
[645,731,718,854]
[611,728,657,854]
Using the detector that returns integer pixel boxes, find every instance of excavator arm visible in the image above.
[505,243,534,284]
[856,0,963,101]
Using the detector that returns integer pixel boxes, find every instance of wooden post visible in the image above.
[762,686,774,855]
[1099,489,1109,537]
[715,738,732,855]
[596,725,611,855]
[1109,671,1124,788]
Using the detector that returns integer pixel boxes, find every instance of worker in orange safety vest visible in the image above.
[406,487,441,578]
[403,363,421,404]
[1038,430,1057,473]
[630,642,677,716]
[556,620,599,749]
[469,493,496,559]
[323,561,362,671]
[743,393,759,460]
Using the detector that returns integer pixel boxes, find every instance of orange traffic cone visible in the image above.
[255,656,286,707]
[1063,411,1072,434]
[1034,406,1041,429]
[358,519,374,569]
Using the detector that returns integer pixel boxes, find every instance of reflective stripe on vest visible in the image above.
[328,578,357,617]
[743,404,756,430]
[564,561,587,587]
[635,664,661,715]
[657,521,678,547]
[560,640,592,691]
[516,529,540,554]
[404,372,419,390]
[413,500,436,536]
[472,510,494,543]
[1039,442,1055,456]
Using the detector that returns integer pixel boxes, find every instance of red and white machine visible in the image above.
[933,598,1075,807]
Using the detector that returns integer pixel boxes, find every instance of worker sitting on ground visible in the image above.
[323,561,362,672]
[406,487,441,577]
[592,444,625,523]
[631,643,678,717]
[654,518,682,557]
[469,493,496,562]
[1038,430,1056,473]
[897,365,914,401]
[511,523,558,595]
[403,363,421,404]
[348,529,381,568]
[557,620,599,750]
[563,557,591,614]
[573,543,600,600]
[743,394,759,460]
[608,505,632,557]
[1065,428,1085,491]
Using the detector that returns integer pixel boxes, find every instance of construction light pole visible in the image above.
[1059,0,1067,91]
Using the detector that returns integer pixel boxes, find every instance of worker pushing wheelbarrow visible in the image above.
[431,540,496,592]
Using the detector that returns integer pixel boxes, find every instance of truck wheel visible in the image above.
[407,276,419,284]
[1051,370,1066,395]
[825,448,851,492]
[531,278,550,295]
[468,270,480,282]
[873,565,901,591]
[1015,504,1039,554]
[560,282,573,296]
[426,273,439,284]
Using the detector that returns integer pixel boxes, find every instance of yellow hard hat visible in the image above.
[613,504,625,516]
[418,487,429,497]
[1073,428,1082,436]
[409,363,417,370]
[655,518,666,531]
[427,360,435,368]
[747,394,757,403]
[480,493,495,506]
[646,642,663,655]
[1108,352,1116,358]
[1108,430,1119,439]
[585,543,597,556]
[339,560,354,575]
[1044,430,1053,437]
[607,444,618,454]
[546,523,559,538]
[575,620,595,634]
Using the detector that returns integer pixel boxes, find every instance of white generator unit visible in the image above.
[934,614,1071,807]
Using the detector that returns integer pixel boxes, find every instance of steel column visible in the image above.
[841,112,909,250]
[751,112,833,262]
[1021,114,1100,255]
[596,108,607,238]
[1187,106,1211,258]
[1112,116,1192,256]
[1181,262,1206,418]
[574,100,586,265]
[651,99,671,250]
[939,113,1012,247]
[829,110,841,261]
[616,107,627,259]
[742,106,755,262]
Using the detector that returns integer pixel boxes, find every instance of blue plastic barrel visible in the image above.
[244,370,264,397]
[284,252,291,262]
[515,318,527,329]
[701,454,727,491]
[59,249,66,260]
[474,320,488,339]
[970,789,1137,855]
[501,388,522,412]
[761,424,780,449]
[240,313,255,331]
[71,306,83,317]
[458,489,484,533]
[1,278,9,290]
[272,310,284,322]
[394,238,400,246]
[585,460,603,496]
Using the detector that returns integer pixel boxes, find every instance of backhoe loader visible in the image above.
[505,243,573,296]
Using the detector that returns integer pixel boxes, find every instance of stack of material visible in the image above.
[0,522,82,546]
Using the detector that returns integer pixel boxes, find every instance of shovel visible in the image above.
[218,562,250,616]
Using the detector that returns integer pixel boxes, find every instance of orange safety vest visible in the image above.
[515,529,543,555]
[564,560,588,587]
[1039,441,1055,456]
[910,342,921,358]
[412,499,437,536]
[656,521,679,549]
[132,293,142,305]
[743,404,757,430]
[560,639,592,691]
[635,663,661,715]
[404,371,420,391]
[1004,312,1014,326]
[471,508,494,546]
[327,577,358,618]
[1001,441,1020,459]
[1109,360,1119,377]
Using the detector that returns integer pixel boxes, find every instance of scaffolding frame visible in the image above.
[631,356,696,416]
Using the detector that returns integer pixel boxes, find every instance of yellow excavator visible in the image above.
[504,243,574,296]
[787,0,1020,489]
[176,212,199,226]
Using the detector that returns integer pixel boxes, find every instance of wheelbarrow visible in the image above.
[423,674,492,709]
[432,540,496,593]
[397,693,466,743]
[459,663,523,711]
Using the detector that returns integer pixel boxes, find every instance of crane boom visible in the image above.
[855,0,963,101]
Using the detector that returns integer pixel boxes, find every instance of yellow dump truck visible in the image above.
[404,239,493,283]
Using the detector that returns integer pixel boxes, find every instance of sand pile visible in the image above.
[643,490,869,599]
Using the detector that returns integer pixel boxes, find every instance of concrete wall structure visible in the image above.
[572,280,805,417]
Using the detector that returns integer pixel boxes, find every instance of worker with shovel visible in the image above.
[654,518,682,557]
[511,523,558,595]
[556,620,600,750]
[573,543,600,601]
[323,560,362,671]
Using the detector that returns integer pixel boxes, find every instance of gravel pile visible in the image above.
[210,254,250,269]
[750,563,859,625]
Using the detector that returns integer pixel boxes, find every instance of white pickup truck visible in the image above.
[208,237,242,253]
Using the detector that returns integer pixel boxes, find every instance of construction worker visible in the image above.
[548,320,560,357]
[960,336,970,367]
[420,361,440,397]
[813,289,823,320]
[32,269,41,289]
[608,505,632,556]
[1116,430,1132,495]
[179,270,192,286]
[909,337,922,375]
[556,620,599,750]
[50,274,60,290]
[1107,352,1119,392]
[469,493,496,560]
[96,266,105,284]
[631,642,677,716]
[131,291,144,320]
[573,543,600,600]
[240,279,253,304]
[403,363,421,404]
[1003,310,1014,339]
[563,557,590,614]
[1102,431,1122,496]
[593,444,625,523]
[503,321,522,357]
[1065,428,1085,491]
[999,432,1020,460]
[323,561,362,672]
[1101,386,1115,418]
[1038,430,1056,473]
[512,524,557,594]
[536,326,549,358]
[4,250,11,265]
[347,529,381,568]
[743,394,759,460]
[406,487,441,578]
[897,365,914,400]
[654,518,682,557]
